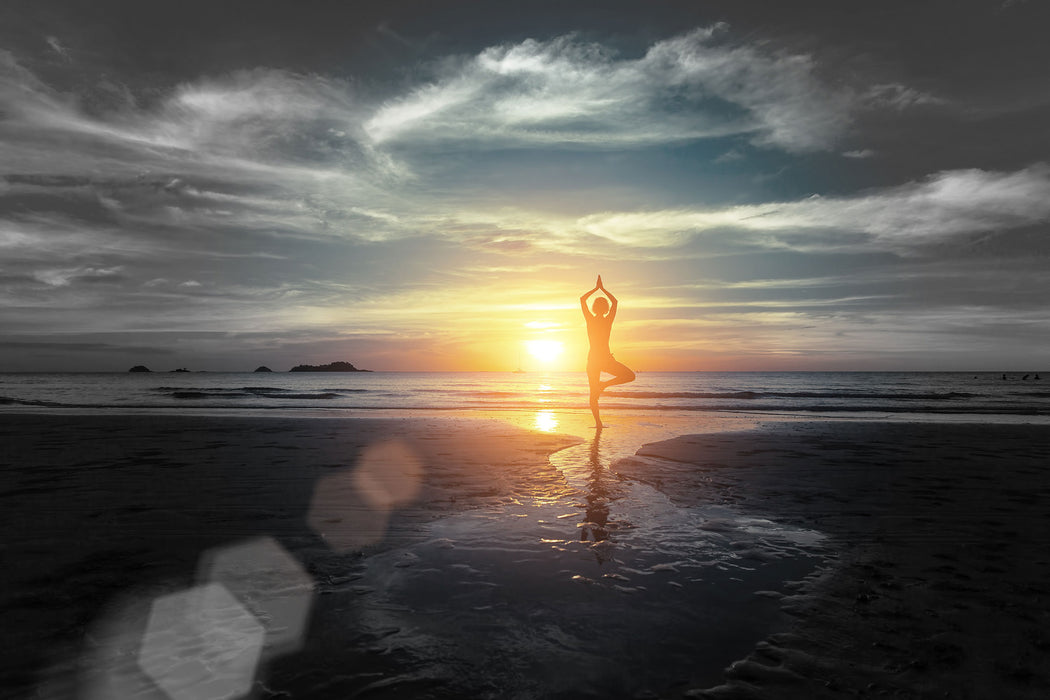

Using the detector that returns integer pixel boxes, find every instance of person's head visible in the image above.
[592,297,609,316]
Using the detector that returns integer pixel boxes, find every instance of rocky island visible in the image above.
[288,361,369,372]
[253,366,272,373]
[127,365,151,373]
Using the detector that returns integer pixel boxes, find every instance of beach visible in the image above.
[622,420,1050,698]
[2,411,1048,698]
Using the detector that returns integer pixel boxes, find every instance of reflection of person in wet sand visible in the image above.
[580,429,610,545]
[580,275,635,428]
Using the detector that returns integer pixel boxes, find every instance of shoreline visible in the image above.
[5,399,1050,422]
[4,370,1050,420]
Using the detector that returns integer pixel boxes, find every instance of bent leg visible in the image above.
[599,357,635,390]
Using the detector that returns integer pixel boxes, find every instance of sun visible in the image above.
[525,339,564,364]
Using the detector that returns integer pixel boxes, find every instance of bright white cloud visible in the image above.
[149,70,361,155]
[0,52,399,190]
[331,162,1050,256]
[573,164,1050,248]
[365,27,857,152]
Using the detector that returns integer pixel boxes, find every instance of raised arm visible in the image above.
[580,281,600,319]
[598,278,618,322]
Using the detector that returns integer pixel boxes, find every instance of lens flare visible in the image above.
[308,439,424,552]
[138,583,264,700]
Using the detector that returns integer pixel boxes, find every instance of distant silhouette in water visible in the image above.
[580,275,635,428]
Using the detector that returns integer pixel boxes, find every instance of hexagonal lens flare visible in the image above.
[197,536,314,656]
[308,439,423,552]
[137,583,265,700]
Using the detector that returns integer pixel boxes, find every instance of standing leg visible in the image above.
[587,365,603,428]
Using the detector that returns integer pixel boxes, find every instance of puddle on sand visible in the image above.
[339,415,829,698]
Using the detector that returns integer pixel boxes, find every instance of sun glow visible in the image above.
[525,340,564,364]
[534,410,558,432]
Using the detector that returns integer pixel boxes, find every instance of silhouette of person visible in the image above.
[580,275,635,428]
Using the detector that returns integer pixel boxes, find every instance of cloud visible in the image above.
[364,27,858,152]
[0,26,942,272]
[0,52,433,302]
[0,49,72,121]
[45,36,71,61]
[0,51,397,189]
[714,149,745,163]
[33,266,124,287]
[862,83,942,111]
[573,164,1050,250]
[0,339,172,355]
[146,69,364,161]
[1,21,1045,371]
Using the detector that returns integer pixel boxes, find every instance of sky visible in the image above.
[1,0,1048,372]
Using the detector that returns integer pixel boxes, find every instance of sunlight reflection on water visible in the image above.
[534,409,558,432]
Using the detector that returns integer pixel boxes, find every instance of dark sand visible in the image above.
[3,414,1048,699]
[620,420,1050,699]
[0,413,578,699]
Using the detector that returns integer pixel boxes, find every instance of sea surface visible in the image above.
[2,370,1048,417]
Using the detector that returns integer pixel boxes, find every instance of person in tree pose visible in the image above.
[580,275,635,428]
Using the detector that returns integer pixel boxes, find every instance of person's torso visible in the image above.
[586,315,612,354]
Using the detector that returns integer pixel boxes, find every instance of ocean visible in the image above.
[2,370,1048,418]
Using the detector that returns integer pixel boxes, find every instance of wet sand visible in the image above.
[0,412,580,698]
[2,413,1048,698]
[1,410,816,699]
[621,420,1050,699]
